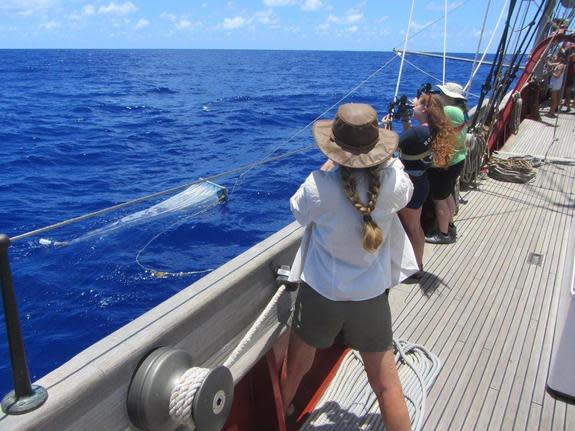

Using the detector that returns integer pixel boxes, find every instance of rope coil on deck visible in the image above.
[487,156,538,183]
[167,285,288,427]
[300,340,441,431]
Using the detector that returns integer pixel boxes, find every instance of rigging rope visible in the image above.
[395,0,417,98]
[466,0,493,96]
[406,0,473,43]
[464,0,509,94]
[443,0,448,84]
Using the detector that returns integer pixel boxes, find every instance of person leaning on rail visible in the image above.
[425,82,468,245]
[381,93,454,279]
[280,103,418,431]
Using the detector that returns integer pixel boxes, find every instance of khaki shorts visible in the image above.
[291,282,393,352]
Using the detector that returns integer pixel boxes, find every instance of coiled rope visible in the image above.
[487,155,538,183]
[168,285,288,426]
[460,126,489,187]
[300,340,441,431]
[510,91,523,135]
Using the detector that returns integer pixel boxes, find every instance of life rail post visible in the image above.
[487,33,575,151]
[0,234,48,415]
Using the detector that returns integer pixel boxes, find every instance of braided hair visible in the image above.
[340,165,383,252]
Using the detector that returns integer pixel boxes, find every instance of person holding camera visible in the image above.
[383,92,454,274]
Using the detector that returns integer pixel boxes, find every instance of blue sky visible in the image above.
[0,0,513,51]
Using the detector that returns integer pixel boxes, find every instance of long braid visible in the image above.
[340,166,384,252]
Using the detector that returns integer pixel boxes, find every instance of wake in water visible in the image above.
[39,181,227,247]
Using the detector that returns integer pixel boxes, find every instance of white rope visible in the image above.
[395,0,417,98]
[223,285,287,368]
[169,367,211,426]
[402,56,443,83]
[464,0,510,94]
[168,284,289,425]
[443,0,448,84]
[466,0,493,96]
[299,339,441,431]
[234,55,399,189]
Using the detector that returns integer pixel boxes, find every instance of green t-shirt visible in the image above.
[444,105,467,166]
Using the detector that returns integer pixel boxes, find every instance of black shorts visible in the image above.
[406,174,430,209]
[428,161,465,200]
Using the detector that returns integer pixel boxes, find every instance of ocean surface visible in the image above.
[0,49,495,395]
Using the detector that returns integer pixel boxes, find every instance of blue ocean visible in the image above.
[0,49,492,395]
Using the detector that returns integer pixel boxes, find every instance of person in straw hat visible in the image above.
[425,82,468,244]
[280,103,418,430]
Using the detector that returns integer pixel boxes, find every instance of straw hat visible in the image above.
[436,82,467,100]
[312,103,398,169]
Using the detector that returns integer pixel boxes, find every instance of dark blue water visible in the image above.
[0,49,494,395]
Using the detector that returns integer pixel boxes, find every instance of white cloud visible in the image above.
[40,20,60,30]
[134,18,149,29]
[263,0,294,6]
[0,0,56,16]
[347,25,358,33]
[69,4,95,20]
[301,0,322,11]
[346,13,362,24]
[98,2,137,16]
[317,9,363,31]
[160,12,177,21]
[175,19,192,30]
[221,16,249,29]
[161,12,201,31]
[255,10,279,27]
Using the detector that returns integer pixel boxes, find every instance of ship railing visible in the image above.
[0,234,48,415]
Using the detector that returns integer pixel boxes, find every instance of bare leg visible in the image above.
[398,207,424,270]
[280,330,317,411]
[550,90,559,116]
[360,349,411,431]
[433,198,451,234]
[446,194,457,222]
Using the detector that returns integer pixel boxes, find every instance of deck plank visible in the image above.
[491,185,565,430]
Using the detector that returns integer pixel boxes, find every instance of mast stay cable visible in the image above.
[395,0,417,98]
[443,0,448,84]
[464,0,510,94]
[466,0,493,96]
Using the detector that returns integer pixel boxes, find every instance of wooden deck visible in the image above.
[301,111,575,430]
[388,112,575,430]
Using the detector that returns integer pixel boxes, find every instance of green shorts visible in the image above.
[291,282,394,352]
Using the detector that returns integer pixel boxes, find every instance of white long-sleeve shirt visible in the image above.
[289,158,418,301]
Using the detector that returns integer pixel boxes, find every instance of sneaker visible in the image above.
[448,222,457,238]
[425,232,455,244]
